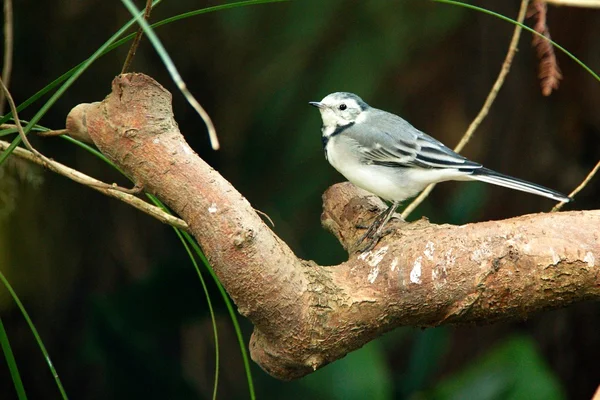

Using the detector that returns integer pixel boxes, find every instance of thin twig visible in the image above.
[120,0,220,150]
[36,129,68,137]
[0,78,45,156]
[121,0,153,74]
[0,139,190,231]
[0,123,67,137]
[552,160,600,211]
[254,208,275,228]
[544,0,600,7]
[401,0,530,219]
[0,77,143,195]
[0,0,14,113]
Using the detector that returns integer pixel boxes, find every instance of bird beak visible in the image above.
[309,101,325,109]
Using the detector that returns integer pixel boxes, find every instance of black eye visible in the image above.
[338,104,347,111]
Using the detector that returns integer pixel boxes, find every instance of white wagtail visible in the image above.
[309,92,571,252]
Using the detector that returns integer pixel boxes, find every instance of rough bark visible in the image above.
[66,73,600,380]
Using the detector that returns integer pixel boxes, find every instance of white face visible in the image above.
[311,92,367,129]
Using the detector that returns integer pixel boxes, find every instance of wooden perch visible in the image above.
[65,73,600,380]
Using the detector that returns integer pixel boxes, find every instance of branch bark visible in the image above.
[65,73,600,380]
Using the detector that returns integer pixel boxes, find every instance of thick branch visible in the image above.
[67,73,600,380]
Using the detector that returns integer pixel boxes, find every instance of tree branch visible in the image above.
[64,73,599,380]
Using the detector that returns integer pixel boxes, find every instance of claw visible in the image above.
[352,201,401,253]
[356,235,379,253]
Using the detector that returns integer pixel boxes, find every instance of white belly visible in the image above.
[325,135,467,202]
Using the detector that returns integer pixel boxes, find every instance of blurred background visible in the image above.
[1,0,599,398]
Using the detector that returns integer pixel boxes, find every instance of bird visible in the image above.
[309,92,571,252]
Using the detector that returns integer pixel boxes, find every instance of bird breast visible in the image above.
[325,135,425,202]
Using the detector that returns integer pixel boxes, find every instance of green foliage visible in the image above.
[298,340,393,400]
[0,318,27,399]
[0,270,67,398]
[429,335,565,400]
[82,261,208,399]
[398,328,450,397]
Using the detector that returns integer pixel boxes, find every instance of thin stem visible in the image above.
[0,0,13,113]
[121,0,153,73]
[0,317,28,400]
[402,0,530,219]
[552,160,600,211]
[120,0,220,150]
[183,233,256,400]
[0,0,164,166]
[0,270,68,399]
[544,0,600,7]
[0,139,189,231]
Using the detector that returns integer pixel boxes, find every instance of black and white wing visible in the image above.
[345,109,482,172]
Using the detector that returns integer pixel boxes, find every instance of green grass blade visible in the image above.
[182,232,256,400]
[0,0,164,166]
[433,0,600,83]
[0,270,67,399]
[60,135,125,174]
[0,0,287,132]
[60,135,230,399]
[0,317,28,399]
[149,0,289,30]
[61,135,255,399]
[172,228,220,400]
[119,0,220,149]
[120,0,290,150]
[147,194,221,400]
[0,128,18,136]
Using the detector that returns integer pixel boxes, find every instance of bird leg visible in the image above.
[353,201,400,253]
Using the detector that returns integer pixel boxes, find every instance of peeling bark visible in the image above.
[67,73,600,380]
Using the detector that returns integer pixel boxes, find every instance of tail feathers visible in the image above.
[470,167,571,202]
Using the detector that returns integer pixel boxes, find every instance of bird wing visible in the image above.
[345,110,482,171]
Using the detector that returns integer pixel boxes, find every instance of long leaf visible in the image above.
[0,0,164,165]
[0,270,67,399]
[0,317,27,399]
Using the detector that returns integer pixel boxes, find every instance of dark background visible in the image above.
[1,0,599,399]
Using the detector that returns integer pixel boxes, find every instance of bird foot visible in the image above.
[353,228,395,253]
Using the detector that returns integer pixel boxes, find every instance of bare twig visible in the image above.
[121,0,153,74]
[120,0,220,150]
[528,0,562,96]
[254,208,275,228]
[544,0,600,7]
[401,0,530,219]
[0,123,67,137]
[36,129,68,137]
[0,139,189,231]
[0,77,144,195]
[0,78,46,157]
[552,160,600,211]
[0,0,14,113]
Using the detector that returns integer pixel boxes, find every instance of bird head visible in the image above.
[309,92,368,128]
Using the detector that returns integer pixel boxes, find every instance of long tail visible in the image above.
[470,167,571,202]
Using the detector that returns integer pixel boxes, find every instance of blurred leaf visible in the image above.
[299,340,393,400]
[397,327,450,397]
[446,182,488,225]
[427,335,565,400]
[82,261,211,399]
